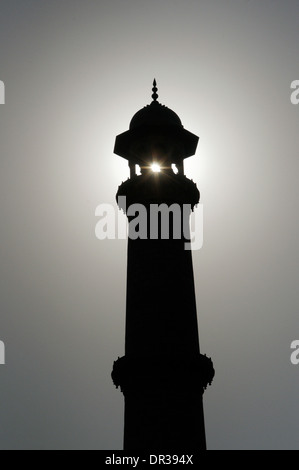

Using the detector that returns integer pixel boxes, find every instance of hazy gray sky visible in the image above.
[0,0,298,450]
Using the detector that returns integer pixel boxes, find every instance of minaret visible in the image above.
[112,81,214,451]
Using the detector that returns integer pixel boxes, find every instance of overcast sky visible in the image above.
[0,0,298,450]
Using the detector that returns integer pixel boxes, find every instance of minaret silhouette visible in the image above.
[112,81,214,451]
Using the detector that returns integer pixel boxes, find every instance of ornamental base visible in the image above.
[112,354,215,394]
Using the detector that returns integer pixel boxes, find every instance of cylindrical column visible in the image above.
[112,174,214,450]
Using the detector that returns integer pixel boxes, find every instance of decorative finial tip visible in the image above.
[152,79,158,102]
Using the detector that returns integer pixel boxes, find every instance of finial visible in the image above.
[152,79,158,102]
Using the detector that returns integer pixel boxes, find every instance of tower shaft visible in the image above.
[126,236,200,357]
[124,224,206,450]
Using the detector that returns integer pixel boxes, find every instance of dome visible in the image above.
[114,80,199,161]
[130,101,183,129]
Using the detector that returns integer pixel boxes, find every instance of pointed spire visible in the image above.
[151,79,159,102]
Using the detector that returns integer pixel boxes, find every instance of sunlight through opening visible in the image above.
[151,163,161,173]
[172,164,178,174]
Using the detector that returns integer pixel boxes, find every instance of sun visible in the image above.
[151,163,161,173]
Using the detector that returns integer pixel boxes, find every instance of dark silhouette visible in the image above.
[112,80,214,451]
